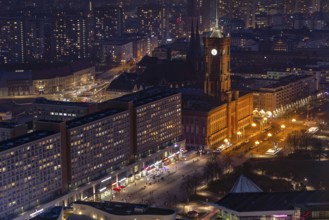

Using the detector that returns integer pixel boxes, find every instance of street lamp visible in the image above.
[291,118,296,123]
[255,141,260,151]
[281,124,286,129]
[267,133,272,138]
[252,122,256,127]
[237,131,242,142]
[261,117,268,131]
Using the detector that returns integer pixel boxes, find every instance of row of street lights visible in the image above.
[233,117,297,151]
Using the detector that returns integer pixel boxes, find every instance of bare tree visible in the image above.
[180,175,193,203]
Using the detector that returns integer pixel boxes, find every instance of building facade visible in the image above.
[0,63,95,96]
[0,122,28,142]
[253,74,319,114]
[1,87,183,219]
[31,98,95,121]
[109,87,183,159]
[0,131,62,219]
[182,21,253,150]
[66,109,131,188]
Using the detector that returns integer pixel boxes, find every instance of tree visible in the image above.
[180,175,193,203]
[310,137,323,161]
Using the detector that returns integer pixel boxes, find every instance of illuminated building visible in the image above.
[94,6,124,40]
[0,18,24,64]
[137,4,167,42]
[110,87,183,159]
[101,40,133,64]
[65,108,131,188]
[253,74,319,114]
[51,11,88,62]
[0,131,62,219]
[5,87,183,218]
[182,15,253,150]
[0,61,95,96]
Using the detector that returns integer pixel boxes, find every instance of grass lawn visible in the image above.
[205,158,329,195]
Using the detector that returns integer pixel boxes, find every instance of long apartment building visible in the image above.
[109,87,182,158]
[0,131,62,219]
[66,109,130,189]
[0,87,183,219]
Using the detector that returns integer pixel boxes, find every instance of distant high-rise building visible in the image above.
[94,5,124,40]
[51,11,88,62]
[0,18,25,63]
[137,4,168,42]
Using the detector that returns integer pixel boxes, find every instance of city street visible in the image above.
[101,155,209,208]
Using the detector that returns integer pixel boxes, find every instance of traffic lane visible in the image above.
[104,157,208,205]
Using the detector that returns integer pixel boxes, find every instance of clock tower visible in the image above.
[204,23,231,102]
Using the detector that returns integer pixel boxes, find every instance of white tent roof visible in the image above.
[229,175,263,193]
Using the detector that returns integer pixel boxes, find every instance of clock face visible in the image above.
[211,49,217,56]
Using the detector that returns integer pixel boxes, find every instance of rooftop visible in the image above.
[0,130,57,153]
[0,121,24,129]
[261,75,313,89]
[34,97,92,107]
[216,191,329,213]
[230,175,263,193]
[113,87,179,107]
[31,206,63,220]
[74,201,175,216]
[66,108,126,129]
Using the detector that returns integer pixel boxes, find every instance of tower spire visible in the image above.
[210,0,223,38]
[215,0,219,29]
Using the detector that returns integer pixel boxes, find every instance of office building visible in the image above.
[94,6,124,40]
[65,108,131,188]
[110,87,182,158]
[2,86,183,219]
[51,11,88,62]
[0,131,62,219]
[101,40,133,64]
[0,18,24,64]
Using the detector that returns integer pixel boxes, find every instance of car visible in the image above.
[187,210,199,218]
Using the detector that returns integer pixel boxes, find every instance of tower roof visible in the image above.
[230,175,263,193]
[210,27,223,38]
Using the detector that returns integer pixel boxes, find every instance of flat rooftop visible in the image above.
[261,75,312,89]
[74,201,175,216]
[66,108,126,129]
[0,130,57,153]
[112,87,179,107]
[34,98,92,107]
[0,121,24,129]
[216,191,329,213]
